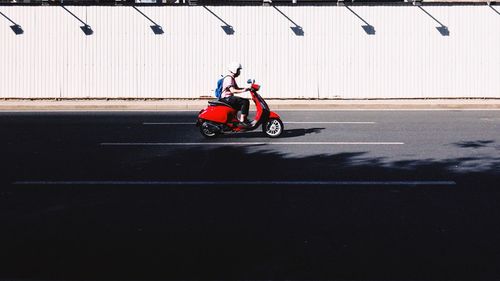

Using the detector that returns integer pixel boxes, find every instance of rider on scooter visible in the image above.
[221,62,253,127]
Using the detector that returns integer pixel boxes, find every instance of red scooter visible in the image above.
[196,79,284,138]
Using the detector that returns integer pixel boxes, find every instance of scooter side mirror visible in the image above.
[247,79,254,84]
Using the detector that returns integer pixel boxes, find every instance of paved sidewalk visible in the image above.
[1,99,500,110]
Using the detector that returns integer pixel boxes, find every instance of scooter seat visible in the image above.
[208,99,232,108]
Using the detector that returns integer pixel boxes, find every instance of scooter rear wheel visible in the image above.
[200,121,218,138]
[262,118,284,138]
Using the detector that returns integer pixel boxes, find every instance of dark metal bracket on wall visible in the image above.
[61,5,93,35]
[0,11,24,34]
[132,6,164,34]
[203,6,235,35]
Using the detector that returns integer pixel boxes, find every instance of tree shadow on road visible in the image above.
[452,140,496,149]
[3,135,500,186]
[2,138,500,280]
[120,143,500,185]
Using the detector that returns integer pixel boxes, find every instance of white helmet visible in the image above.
[227,61,242,74]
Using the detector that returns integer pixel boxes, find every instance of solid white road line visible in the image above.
[100,142,405,146]
[14,180,456,186]
[143,122,376,125]
[278,109,500,112]
[286,121,376,124]
[143,122,194,125]
[0,110,200,113]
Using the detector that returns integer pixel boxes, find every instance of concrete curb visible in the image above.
[1,99,500,110]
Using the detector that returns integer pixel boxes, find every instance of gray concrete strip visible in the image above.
[1,99,500,110]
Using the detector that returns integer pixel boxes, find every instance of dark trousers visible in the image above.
[222,96,250,115]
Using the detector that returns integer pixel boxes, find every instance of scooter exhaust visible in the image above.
[203,121,223,133]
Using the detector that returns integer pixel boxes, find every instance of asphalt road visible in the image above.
[1,110,500,280]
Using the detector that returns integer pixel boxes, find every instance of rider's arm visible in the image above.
[228,86,250,94]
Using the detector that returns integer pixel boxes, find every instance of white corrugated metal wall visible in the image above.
[1,5,499,99]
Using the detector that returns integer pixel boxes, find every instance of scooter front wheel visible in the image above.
[262,118,284,138]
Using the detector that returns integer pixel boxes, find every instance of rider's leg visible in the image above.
[223,96,242,119]
[239,99,250,122]
[225,96,250,123]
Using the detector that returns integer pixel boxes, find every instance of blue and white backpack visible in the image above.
[214,75,231,100]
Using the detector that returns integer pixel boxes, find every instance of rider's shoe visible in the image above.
[238,120,253,128]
